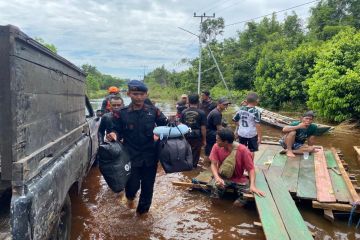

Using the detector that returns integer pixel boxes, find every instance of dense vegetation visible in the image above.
[145,0,360,122]
[81,64,126,99]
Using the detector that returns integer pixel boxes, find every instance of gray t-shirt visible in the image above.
[232,106,261,138]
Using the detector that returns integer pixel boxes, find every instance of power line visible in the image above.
[225,0,320,27]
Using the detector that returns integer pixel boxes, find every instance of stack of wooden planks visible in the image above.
[254,144,359,221]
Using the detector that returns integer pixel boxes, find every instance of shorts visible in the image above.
[279,137,303,150]
[239,135,258,152]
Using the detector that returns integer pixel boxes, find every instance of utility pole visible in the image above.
[193,12,215,94]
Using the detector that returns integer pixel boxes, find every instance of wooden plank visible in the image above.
[297,154,317,199]
[281,155,301,193]
[265,171,313,240]
[312,201,360,213]
[331,148,360,203]
[267,153,288,176]
[254,145,266,164]
[324,150,352,203]
[324,209,335,222]
[354,146,360,164]
[254,169,290,240]
[12,124,85,185]
[314,148,336,202]
[255,146,281,170]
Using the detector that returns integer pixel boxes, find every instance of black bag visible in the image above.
[158,124,193,173]
[98,141,131,193]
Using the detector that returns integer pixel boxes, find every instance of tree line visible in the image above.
[145,0,360,122]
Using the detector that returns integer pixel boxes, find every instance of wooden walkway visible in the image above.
[173,143,359,239]
[254,144,359,220]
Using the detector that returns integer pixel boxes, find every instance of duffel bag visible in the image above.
[158,137,193,173]
[98,141,131,193]
[157,123,193,173]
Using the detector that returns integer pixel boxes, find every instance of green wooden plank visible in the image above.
[254,145,266,164]
[325,150,352,203]
[265,171,313,240]
[267,153,288,176]
[281,155,301,193]
[255,169,290,240]
[255,148,281,170]
[297,154,317,199]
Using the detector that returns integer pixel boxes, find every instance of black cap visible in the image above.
[303,110,315,118]
[128,80,148,92]
[218,97,231,105]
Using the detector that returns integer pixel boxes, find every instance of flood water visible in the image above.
[71,97,360,240]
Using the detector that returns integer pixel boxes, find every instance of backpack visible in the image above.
[98,141,131,193]
[182,110,202,139]
[157,124,193,173]
[219,142,240,179]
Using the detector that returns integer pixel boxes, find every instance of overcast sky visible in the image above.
[0,0,318,79]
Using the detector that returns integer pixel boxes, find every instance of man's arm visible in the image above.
[282,123,306,133]
[155,108,168,126]
[248,168,265,197]
[210,160,225,187]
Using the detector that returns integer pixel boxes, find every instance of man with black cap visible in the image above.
[205,97,231,163]
[280,111,318,158]
[107,80,167,215]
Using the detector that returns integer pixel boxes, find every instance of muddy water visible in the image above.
[71,98,360,240]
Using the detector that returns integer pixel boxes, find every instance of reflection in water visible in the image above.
[74,98,360,239]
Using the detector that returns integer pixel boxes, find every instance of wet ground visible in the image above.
[71,98,360,240]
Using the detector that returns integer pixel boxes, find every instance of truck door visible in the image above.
[85,96,100,164]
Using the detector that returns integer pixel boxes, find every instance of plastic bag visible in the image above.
[98,141,131,193]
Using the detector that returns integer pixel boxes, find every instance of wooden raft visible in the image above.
[253,144,358,221]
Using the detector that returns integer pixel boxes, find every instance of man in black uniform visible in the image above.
[180,93,206,168]
[204,97,231,163]
[200,90,217,117]
[107,80,167,215]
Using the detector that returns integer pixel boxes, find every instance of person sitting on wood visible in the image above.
[280,111,318,158]
[209,128,265,207]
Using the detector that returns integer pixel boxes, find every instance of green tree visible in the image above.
[308,0,360,40]
[34,37,57,53]
[201,17,225,42]
[306,28,360,121]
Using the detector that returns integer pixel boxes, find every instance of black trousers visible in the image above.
[186,138,202,167]
[125,164,157,214]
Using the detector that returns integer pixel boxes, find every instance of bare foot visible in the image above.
[118,192,125,204]
[233,200,245,208]
[286,151,296,158]
[126,199,136,209]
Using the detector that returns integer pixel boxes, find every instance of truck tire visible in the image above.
[50,194,72,240]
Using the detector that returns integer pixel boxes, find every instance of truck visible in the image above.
[0,25,100,239]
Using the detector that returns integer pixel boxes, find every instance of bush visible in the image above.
[306,29,360,122]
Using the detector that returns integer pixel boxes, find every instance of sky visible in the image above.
[0,0,319,79]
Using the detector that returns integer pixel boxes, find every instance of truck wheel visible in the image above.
[50,194,72,240]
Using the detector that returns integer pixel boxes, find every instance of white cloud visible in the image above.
[0,0,317,79]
